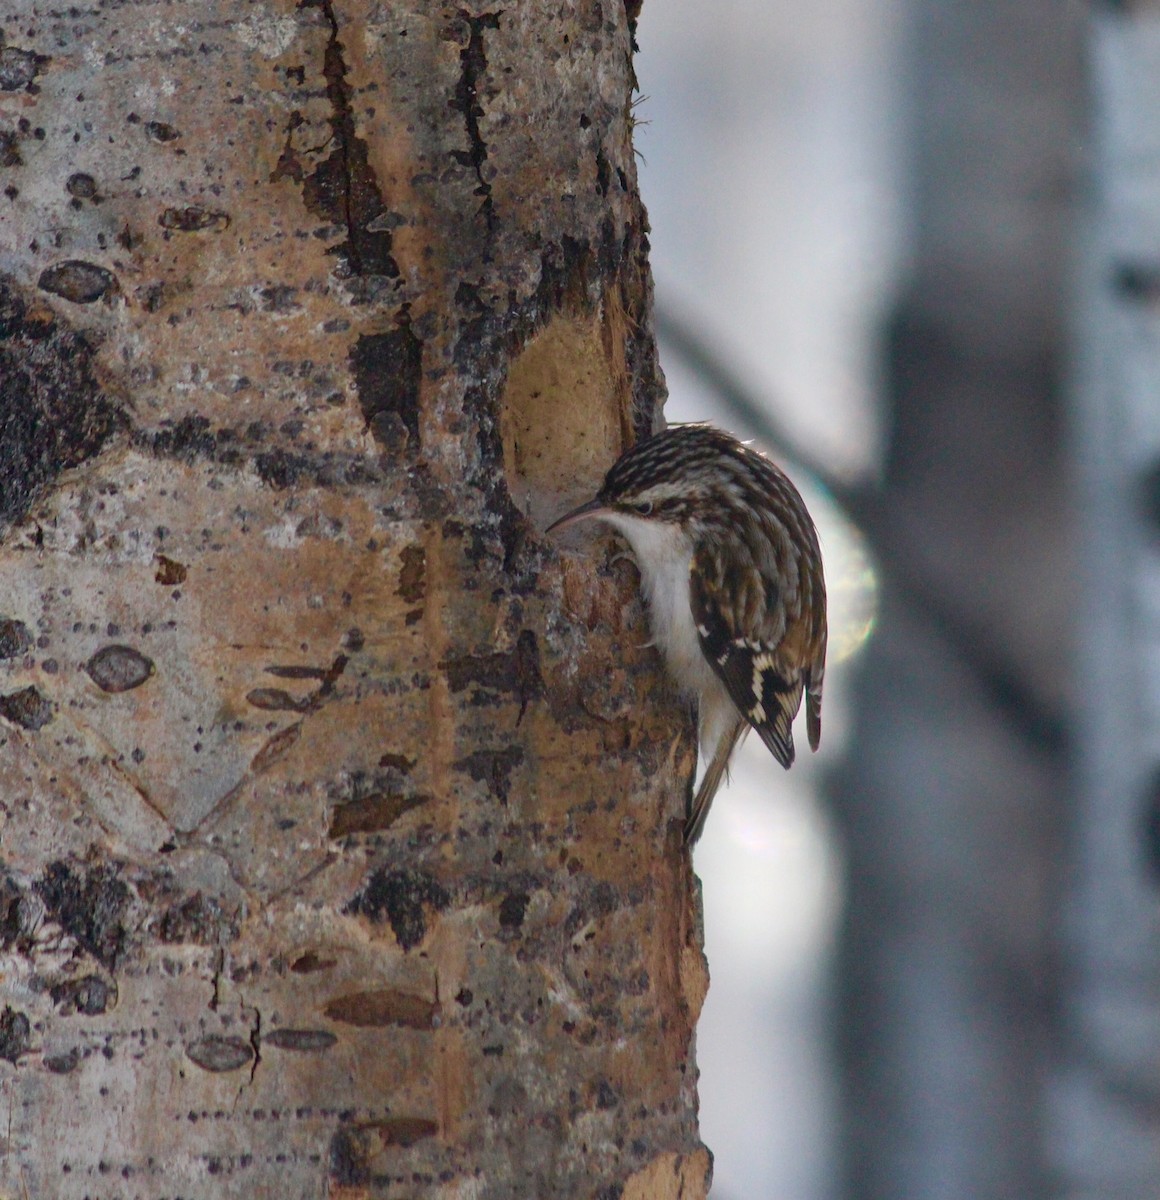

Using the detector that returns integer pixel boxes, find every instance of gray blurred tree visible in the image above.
[833,1,1082,1197]
[1063,2,1160,1194]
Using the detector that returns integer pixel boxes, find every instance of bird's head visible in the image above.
[546,424,737,535]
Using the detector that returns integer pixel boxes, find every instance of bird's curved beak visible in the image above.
[545,497,608,535]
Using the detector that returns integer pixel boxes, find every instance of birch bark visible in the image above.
[0,2,708,1195]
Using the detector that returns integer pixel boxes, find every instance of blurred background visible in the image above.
[634,1,1160,1197]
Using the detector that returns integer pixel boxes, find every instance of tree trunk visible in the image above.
[1062,6,1160,1194]
[832,1,1080,1196]
[0,2,709,1196]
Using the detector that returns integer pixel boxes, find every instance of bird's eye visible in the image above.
[633,501,653,516]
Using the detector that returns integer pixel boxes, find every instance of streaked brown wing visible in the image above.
[689,541,804,769]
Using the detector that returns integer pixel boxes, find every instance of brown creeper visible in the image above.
[548,423,828,844]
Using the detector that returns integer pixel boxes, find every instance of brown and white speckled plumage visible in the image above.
[549,423,827,844]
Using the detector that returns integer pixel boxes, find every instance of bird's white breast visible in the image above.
[601,514,720,700]
[599,513,741,760]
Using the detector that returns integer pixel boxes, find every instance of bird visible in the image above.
[547,423,827,844]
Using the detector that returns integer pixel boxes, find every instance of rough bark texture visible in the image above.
[0,2,710,1197]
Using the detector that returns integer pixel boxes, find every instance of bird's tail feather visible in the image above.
[685,717,747,845]
[806,682,822,752]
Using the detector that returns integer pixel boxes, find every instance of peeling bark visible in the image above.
[0,1,707,1196]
